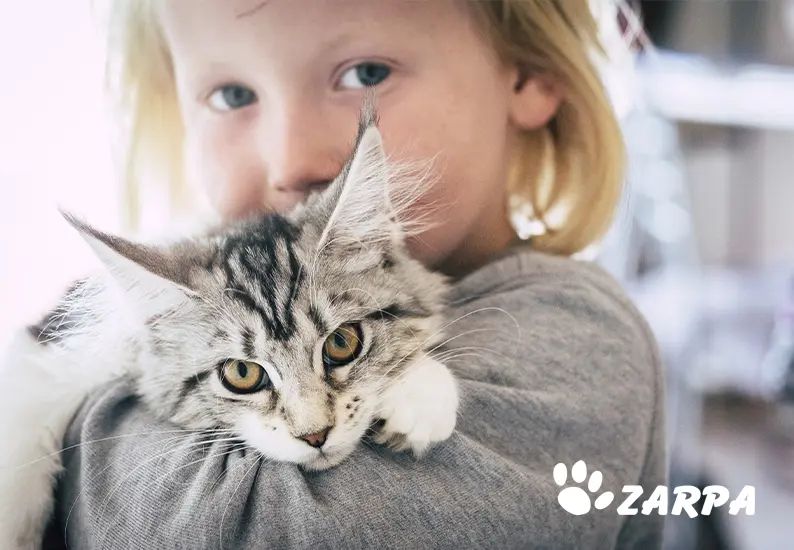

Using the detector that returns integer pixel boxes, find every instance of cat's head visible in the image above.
[66,107,449,470]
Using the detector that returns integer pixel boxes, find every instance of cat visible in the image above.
[0,106,460,549]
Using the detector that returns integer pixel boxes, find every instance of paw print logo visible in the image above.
[554,460,614,515]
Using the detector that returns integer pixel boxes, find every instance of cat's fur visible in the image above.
[0,110,459,549]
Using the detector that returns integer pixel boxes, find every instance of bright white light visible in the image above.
[0,1,119,338]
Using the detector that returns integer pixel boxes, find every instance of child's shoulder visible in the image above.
[449,247,661,374]
[453,247,646,322]
[446,248,666,509]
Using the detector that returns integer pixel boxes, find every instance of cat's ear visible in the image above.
[315,101,403,249]
[62,212,206,309]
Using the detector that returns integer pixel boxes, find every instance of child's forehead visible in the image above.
[158,0,473,55]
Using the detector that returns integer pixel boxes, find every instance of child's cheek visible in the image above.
[185,122,265,219]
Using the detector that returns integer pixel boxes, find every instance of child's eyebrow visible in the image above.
[236,1,269,19]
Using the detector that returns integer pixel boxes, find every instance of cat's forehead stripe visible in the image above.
[177,369,214,407]
[307,305,327,335]
[241,327,255,359]
[362,303,429,322]
[219,214,304,342]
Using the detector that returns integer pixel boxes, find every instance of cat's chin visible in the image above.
[297,447,355,472]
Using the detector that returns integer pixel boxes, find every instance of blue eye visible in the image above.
[209,85,257,111]
[339,63,392,89]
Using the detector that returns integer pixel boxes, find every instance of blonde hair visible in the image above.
[467,1,628,256]
[107,0,629,256]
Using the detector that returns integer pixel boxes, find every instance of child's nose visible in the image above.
[261,111,341,210]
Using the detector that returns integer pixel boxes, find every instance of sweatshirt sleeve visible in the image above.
[49,254,666,550]
[441,254,667,549]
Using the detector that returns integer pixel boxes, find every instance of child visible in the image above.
[47,0,665,547]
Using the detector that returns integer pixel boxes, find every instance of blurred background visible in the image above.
[0,1,793,548]
[597,1,794,549]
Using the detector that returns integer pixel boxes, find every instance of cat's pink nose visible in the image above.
[299,428,330,448]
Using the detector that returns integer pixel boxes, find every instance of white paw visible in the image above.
[374,357,458,456]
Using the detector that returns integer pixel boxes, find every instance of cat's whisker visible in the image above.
[92,435,248,530]
[372,308,520,386]
[433,352,491,365]
[149,442,249,485]
[157,436,244,452]
[63,440,193,540]
[3,428,237,471]
[370,327,500,389]
[332,290,418,335]
[31,310,73,345]
[93,441,252,549]
[431,354,487,367]
[359,437,383,455]
[397,307,519,367]
[219,453,264,550]
[440,306,521,341]
[433,345,511,363]
[201,446,264,500]
[60,428,242,529]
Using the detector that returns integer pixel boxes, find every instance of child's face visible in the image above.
[159,0,561,274]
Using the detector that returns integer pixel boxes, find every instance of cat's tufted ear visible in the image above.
[314,100,404,250]
[61,212,211,311]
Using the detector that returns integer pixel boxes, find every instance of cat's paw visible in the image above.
[373,357,458,456]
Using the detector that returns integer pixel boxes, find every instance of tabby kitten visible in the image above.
[0,111,459,549]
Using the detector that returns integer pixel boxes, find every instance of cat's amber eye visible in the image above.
[322,323,363,369]
[220,360,270,394]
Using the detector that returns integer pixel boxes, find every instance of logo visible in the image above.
[554,460,614,515]
[554,460,755,517]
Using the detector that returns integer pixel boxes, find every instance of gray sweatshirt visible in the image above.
[49,248,666,549]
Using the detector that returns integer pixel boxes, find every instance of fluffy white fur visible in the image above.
[0,279,139,549]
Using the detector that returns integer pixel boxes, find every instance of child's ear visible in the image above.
[508,68,565,130]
